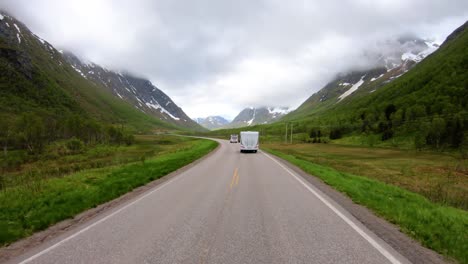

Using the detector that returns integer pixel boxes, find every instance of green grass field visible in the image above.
[264,143,467,209]
[264,144,468,263]
[1,135,193,188]
[0,135,218,245]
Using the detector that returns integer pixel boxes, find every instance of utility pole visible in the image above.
[290,123,293,144]
[285,123,288,144]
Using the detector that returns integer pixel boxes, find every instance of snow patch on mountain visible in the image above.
[401,41,438,63]
[338,76,365,101]
[13,23,20,33]
[247,108,256,126]
[370,74,384,82]
[146,102,180,120]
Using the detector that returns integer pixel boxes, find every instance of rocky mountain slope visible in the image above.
[193,116,230,130]
[62,52,201,129]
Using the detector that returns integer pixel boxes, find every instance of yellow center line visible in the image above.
[230,168,239,189]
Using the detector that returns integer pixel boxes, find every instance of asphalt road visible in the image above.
[11,139,411,264]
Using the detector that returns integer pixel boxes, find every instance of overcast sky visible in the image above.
[2,0,467,119]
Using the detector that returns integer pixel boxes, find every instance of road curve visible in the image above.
[10,139,411,264]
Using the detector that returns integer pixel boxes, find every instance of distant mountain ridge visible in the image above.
[193,116,230,130]
[226,107,290,128]
[196,107,290,130]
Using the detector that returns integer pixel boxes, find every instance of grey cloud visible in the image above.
[1,0,467,118]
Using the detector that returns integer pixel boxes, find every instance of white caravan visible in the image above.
[230,134,239,143]
[240,131,259,153]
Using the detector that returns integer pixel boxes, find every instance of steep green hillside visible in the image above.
[0,14,177,133]
[312,21,467,149]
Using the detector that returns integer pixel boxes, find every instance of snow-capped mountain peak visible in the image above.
[194,116,230,130]
[401,40,439,63]
[227,106,290,128]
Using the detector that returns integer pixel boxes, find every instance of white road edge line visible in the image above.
[262,151,402,264]
[18,174,184,264]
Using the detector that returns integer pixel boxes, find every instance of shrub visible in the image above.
[329,128,343,139]
[66,137,84,153]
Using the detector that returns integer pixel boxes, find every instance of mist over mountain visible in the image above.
[287,36,440,118]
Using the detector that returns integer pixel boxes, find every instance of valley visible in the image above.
[0,4,467,264]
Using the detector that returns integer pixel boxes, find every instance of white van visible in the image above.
[230,134,238,143]
[240,131,259,153]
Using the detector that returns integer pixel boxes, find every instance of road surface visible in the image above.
[11,139,410,264]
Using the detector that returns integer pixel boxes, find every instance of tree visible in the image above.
[0,117,14,156]
[385,104,397,121]
[16,113,46,154]
[414,121,430,150]
[329,127,342,140]
[448,114,465,148]
[408,105,426,121]
[428,117,446,149]
[391,109,405,128]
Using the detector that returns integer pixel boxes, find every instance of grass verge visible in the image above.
[0,137,217,246]
[264,148,468,264]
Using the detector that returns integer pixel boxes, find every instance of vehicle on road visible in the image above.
[230,134,238,143]
[240,131,259,153]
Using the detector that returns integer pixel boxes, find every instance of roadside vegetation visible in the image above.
[0,135,218,246]
[263,145,467,263]
[264,143,467,209]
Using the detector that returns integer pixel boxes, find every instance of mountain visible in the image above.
[227,107,290,128]
[280,21,467,149]
[287,37,440,119]
[62,52,202,130]
[0,11,203,135]
[193,116,230,130]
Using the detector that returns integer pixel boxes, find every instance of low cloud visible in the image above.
[2,0,467,119]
